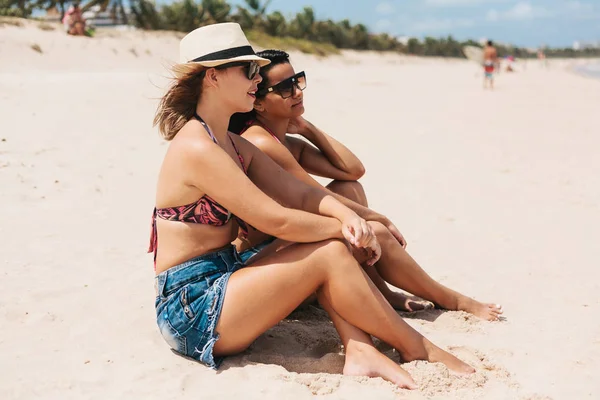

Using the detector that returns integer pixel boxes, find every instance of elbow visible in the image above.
[269,215,289,239]
[345,163,366,180]
[253,210,289,239]
[353,163,366,180]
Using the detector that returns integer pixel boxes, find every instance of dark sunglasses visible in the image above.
[257,71,307,99]
[215,61,260,80]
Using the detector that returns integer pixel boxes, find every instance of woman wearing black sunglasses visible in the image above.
[229,49,502,321]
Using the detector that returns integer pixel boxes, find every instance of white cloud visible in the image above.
[425,0,508,7]
[486,9,500,21]
[563,1,600,20]
[505,2,534,18]
[486,2,552,21]
[376,2,395,15]
[565,1,594,11]
[408,18,475,32]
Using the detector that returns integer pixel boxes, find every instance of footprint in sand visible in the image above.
[282,372,342,395]
[400,309,499,333]
[402,346,516,396]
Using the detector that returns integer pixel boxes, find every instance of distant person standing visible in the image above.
[537,48,548,69]
[483,40,498,90]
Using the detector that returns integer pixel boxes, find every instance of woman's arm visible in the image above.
[243,131,407,247]
[180,136,372,246]
[289,118,365,180]
[238,136,373,246]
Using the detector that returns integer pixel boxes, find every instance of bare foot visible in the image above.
[427,343,476,374]
[386,292,435,312]
[402,341,475,375]
[456,296,503,321]
[343,342,418,390]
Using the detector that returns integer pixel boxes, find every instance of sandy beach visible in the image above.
[1,19,600,399]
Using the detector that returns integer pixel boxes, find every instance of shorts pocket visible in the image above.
[157,312,187,355]
[179,286,196,321]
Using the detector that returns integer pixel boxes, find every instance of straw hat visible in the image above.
[179,23,270,68]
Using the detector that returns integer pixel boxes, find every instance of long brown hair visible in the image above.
[153,63,207,141]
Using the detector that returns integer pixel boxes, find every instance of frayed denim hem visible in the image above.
[192,272,231,370]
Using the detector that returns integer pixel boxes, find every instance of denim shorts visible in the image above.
[154,245,244,369]
[237,237,276,264]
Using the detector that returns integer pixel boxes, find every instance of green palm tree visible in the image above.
[130,0,162,29]
[201,0,230,24]
[160,0,202,31]
[289,6,315,40]
[264,10,285,36]
[350,23,368,49]
[1,0,34,16]
[234,0,271,30]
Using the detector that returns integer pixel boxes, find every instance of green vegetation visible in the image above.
[2,0,600,58]
[246,29,340,56]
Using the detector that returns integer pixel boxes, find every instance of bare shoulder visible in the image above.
[167,120,220,164]
[241,124,269,137]
[240,125,273,148]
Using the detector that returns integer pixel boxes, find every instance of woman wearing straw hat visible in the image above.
[150,23,474,389]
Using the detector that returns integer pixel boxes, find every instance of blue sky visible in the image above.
[228,0,600,47]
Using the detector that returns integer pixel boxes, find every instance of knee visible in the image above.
[369,221,394,245]
[340,180,366,194]
[314,239,356,268]
[327,180,368,206]
[319,238,352,257]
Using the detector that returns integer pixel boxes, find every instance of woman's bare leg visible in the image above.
[318,294,418,389]
[74,22,85,36]
[213,239,474,377]
[326,180,369,207]
[241,236,417,387]
[369,221,503,321]
[327,180,431,312]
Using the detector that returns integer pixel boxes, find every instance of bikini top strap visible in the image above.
[253,119,281,144]
[228,135,247,173]
[193,112,218,144]
[228,135,241,157]
[194,112,246,172]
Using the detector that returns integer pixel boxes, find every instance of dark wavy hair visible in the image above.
[228,49,290,134]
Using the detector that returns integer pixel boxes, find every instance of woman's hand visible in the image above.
[287,116,311,136]
[384,220,407,248]
[372,214,407,248]
[359,236,382,266]
[341,213,375,248]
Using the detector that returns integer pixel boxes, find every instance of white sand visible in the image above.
[1,18,600,399]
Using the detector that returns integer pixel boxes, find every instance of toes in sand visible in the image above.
[343,343,418,389]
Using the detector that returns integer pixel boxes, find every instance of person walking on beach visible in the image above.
[150,22,475,390]
[483,40,498,89]
[537,48,548,69]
